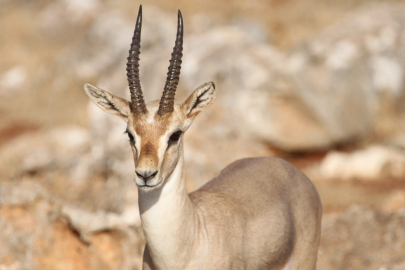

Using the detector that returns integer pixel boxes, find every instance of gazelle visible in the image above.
[84,6,322,270]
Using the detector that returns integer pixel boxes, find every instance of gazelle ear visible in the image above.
[181,82,216,120]
[84,83,131,120]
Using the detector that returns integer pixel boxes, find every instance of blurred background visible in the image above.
[1,0,405,269]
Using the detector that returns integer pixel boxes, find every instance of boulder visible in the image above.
[317,205,405,270]
[0,125,138,214]
[315,145,405,180]
[0,183,143,270]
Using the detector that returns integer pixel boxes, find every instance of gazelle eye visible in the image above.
[169,131,182,143]
[125,131,135,143]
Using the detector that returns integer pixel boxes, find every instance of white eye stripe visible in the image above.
[135,134,142,159]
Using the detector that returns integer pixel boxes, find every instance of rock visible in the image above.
[2,183,404,270]
[0,67,27,95]
[0,126,90,176]
[0,183,144,270]
[61,204,141,240]
[385,133,405,150]
[0,123,139,214]
[383,191,405,211]
[0,182,46,206]
[317,205,405,270]
[316,145,405,180]
[177,3,405,151]
[38,0,100,31]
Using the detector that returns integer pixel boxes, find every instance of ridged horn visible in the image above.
[158,10,183,116]
[126,5,147,114]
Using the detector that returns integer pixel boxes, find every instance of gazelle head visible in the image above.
[84,6,216,191]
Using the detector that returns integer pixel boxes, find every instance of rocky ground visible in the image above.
[1,0,405,269]
[1,182,404,270]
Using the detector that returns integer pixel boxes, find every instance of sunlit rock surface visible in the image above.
[1,184,404,270]
[0,183,144,270]
[311,145,405,181]
[317,205,405,270]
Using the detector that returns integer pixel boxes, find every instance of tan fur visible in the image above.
[84,82,322,270]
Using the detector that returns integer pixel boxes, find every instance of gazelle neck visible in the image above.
[138,152,196,269]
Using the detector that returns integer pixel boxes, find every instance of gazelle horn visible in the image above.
[126,5,147,114]
[158,10,183,116]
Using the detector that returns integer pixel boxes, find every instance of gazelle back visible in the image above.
[84,6,322,270]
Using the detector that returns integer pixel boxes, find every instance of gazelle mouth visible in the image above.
[137,181,163,190]
[139,184,156,188]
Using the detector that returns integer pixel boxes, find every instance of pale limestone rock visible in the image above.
[0,67,27,94]
[0,183,143,270]
[317,205,405,270]
[383,191,405,211]
[318,145,405,180]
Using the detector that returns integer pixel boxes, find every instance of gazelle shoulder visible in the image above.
[217,156,299,179]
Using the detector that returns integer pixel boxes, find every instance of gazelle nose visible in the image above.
[136,170,158,182]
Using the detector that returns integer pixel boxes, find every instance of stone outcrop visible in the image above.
[1,184,404,270]
[317,205,405,270]
[0,183,144,270]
